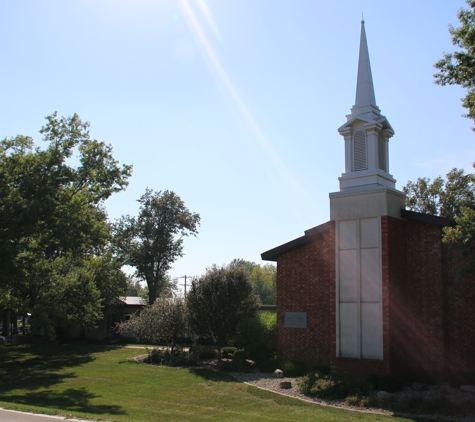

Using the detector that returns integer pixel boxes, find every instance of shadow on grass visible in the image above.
[5,387,125,416]
[0,345,125,416]
[187,367,239,383]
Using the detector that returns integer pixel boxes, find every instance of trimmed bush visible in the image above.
[298,372,372,400]
[147,346,199,366]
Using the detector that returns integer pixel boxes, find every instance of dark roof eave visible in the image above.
[401,209,450,226]
[261,235,311,262]
[261,221,331,262]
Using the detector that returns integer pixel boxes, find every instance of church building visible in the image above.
[261,21,475,385]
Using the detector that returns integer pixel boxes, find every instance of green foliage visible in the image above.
[434,0,475,129]
[344,395,375,408]
[117,297,187,351]
[186,266,260,360]
[234,312,277,363]
[0,113,131,336]
[297,371,372,401]
[189,345,217,360]
[228,259,276,305]
[443,206,475,278]
[405,166,475,280]
[222,347,237,358]
[228,349,248,372]
[114,189,200,304]
[281,361,308,377]
[125,276,147,298]
[147,346,199,366]
[403,167,475,220]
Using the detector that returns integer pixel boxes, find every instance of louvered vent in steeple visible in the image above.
[378,132,386,171]
[353,130,367,171]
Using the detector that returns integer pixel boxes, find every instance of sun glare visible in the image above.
[178,0,318,218]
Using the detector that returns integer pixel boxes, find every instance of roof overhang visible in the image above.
[261,221,331,262]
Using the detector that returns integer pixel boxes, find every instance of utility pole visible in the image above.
[179,275,192,298]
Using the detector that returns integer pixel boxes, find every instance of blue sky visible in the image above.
[1,1,473,291]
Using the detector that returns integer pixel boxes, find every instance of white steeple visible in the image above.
[354,20,377,111]
[337,20,396,192]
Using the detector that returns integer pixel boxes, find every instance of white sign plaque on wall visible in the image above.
[285,312,307,328]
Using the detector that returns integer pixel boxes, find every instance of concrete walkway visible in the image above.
[0,408,95,422]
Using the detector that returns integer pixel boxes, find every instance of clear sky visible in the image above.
[1,1,473,293]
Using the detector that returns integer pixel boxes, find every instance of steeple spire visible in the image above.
[354,20,377,110]
[337,20,396,192]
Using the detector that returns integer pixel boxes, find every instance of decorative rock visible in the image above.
[376,391,391,399]
[460,385,475,394]
[411,382,428,392]
[273,369,284,378]
[280,381,292,389]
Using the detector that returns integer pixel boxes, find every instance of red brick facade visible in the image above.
[276,222,335,366]
[272,215,475,384]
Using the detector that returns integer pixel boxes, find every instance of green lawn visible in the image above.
[0,344,421,422]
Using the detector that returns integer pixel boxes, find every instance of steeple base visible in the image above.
[338,169,396,191]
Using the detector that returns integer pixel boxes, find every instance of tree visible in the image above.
[404,166,475,280]
[114,189,200,305]
[117,298,187,352]
[186,266,260,360]
[403,167,475,220]
[125,276,147,298]
[228,258,276,305]
[434,0,475,129]
[443,206,475,279]
[0,112,132,337]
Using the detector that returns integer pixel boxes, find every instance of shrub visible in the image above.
[297,371,319,395]
[147,346,199,366]
[234,312,277,363]
[281,361,307,377]
[222,347,237,358]
[344,395,375,407]
[189,345,217,361]
[227,349,249,372]
[298,372,372,400]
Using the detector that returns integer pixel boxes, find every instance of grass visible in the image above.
[0,344,426,421]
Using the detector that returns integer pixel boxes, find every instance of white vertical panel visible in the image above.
[339,220,357,250]
[340,250,358,302]
[360,248,380,302]
[340,303,359,358]
[360,217,378,248]
[361,303,381,359]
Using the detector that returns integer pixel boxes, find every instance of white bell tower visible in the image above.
[330,21,405,361]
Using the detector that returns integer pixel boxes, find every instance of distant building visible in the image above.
[262,21,475,385]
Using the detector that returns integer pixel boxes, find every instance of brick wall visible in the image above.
[442,245,475,385]
[276,222,335,366]
[385,216,446,382]
[275,215,475,384]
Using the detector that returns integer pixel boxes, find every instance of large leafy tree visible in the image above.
[403,167,475,220]
[114,189,200,305]
[404,166,475,280]
[434,0,475,129]
[228,258,276,305]
[0,112,132,337]
[186,266,260,360]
